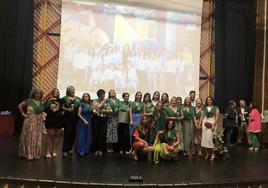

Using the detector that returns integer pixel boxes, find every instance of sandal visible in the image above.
[62,152,68,157]
[210,154,215,161]
[46,154,52,159]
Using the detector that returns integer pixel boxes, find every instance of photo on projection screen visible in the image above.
[58,0,202,99]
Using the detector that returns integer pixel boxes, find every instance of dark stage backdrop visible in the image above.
[215,0,256,111]
[0,0,33,111]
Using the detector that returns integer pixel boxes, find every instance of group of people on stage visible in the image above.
[17,87,262,163]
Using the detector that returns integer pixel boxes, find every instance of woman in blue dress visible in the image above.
[77,93,92,156]
[130,92,144,144]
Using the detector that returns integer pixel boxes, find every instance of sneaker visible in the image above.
[254,147,259,151]
[249,147,254,151]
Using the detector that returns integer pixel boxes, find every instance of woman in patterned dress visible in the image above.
[106,89,120,152]
[248,102,262,151]
[18,88,45,160]
[200,96,220,161]
[92,89,112,156]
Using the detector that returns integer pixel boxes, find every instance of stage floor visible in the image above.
[1,136,268,186]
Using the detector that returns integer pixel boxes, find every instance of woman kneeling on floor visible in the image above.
[132,116,151,161]
[153,120,182,164]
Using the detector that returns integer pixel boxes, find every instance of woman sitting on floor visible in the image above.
[153,120,182,164]
[132,116,150,161]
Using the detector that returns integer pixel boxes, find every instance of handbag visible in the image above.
[166,145,175,151]
[204,122,213,129]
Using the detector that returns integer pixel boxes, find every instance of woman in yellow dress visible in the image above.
[153,120,181,164]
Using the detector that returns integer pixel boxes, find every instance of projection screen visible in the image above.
[58,0,203,99]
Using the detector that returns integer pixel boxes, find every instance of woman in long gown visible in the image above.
[106,89,120,152]
[77,93,92,156]
[200,96,220,161]
[117,92,132,154]
[181,97,196,156]
[130,92,144,145]
[18,88,45,160]
[62,86,81,157]
[193,98,203,156]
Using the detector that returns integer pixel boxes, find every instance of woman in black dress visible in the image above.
[92,89,112,156]
[44,88,63,158]
[62,86,81,157]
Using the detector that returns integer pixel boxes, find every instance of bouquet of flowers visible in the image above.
[213,128,230,160]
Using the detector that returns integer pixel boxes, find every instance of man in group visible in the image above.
[189,90,196,107]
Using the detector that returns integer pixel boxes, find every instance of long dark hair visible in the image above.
[81,93,91,104]
[52,88,60,99]
[165,120,175,130]
[108,89,116,99]
[205,96,214,106]
[97,89,105,98]
[143,93,151,103]
[161,92,169,103]
[250,102,260,113]
[134,91,142,102]
[152,91,160,101]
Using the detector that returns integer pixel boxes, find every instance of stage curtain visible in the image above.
[214,0,256,111]
[0,0,33,112]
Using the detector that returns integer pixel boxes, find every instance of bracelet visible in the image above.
[21,112,25,116]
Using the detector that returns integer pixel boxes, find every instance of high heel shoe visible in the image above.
[210,154,215,161]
